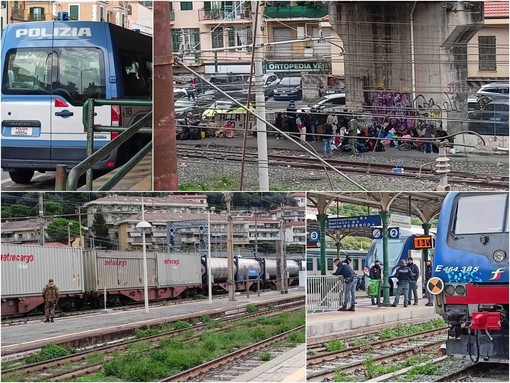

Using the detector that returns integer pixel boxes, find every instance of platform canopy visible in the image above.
[307,192,448,237]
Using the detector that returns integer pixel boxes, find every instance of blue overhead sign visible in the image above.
[308,229,320,243]
[372,227,400,239]
[327,215,381,229]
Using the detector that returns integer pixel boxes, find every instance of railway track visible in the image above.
[177,146,509,189]
[161,327,305,382]
[2,303,304,382]
[307,327,447,381]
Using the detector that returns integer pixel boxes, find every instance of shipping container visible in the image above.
[1,244,84,297]
[156,252,201,286]
[83,250,157,291]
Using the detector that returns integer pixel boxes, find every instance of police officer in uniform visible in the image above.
[407,257,420,305]
[392,260,411,307]
[333,257,358,311]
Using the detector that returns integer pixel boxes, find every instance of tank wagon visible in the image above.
[201,256,303,292]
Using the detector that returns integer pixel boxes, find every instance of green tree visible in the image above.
[91,212,110,249]
[47,218,79,244]
[7,204,34,218]
[45,201,63,217]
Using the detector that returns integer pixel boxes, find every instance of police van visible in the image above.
[1,18,152,184]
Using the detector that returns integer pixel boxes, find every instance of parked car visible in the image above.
[468,100,509,136]
[201,99,254,120]
[273,77,302,100]
[250,73,280,98]
[174,99,200,119]
[476,82,509,99]
[299,93,346,113]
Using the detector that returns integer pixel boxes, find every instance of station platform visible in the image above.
[1,289,305,382]
[307,296,440,343]
[80,153,152,191]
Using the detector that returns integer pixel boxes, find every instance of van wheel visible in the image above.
[9,169,34,184]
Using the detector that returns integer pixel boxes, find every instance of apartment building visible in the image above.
[1,218,44,244]
[467,1,509,89]
[1,1,152,36]
[171,1,254,74]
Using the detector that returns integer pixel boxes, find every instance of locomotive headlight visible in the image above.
[445,284,455,296]
[455,285,466,296]
[493,250,506,262]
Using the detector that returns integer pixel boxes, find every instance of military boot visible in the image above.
[337,306,347,311]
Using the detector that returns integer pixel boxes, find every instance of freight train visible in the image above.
[432,192,509,363]
[1,244,304,317]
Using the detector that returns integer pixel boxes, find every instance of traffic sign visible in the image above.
[427,277,444,295]
[309,229,320,243]
[388,227,400,239]
[371,228,382,239]
[327,215,381,229]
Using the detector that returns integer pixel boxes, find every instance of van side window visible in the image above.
[2,48,52,93]
[120,51,150,97]
[55,48,106,105]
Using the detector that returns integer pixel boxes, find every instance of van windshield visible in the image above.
[3,47,106,106]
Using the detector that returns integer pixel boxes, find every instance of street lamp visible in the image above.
[136,220,152,313]
[67,222,73,246]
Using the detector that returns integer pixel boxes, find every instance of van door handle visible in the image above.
[55,110,74,117]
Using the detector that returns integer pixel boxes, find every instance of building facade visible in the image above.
[467,1,509,90]
[1,1,152,36]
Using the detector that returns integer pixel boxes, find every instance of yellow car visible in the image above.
[201,100,255,120]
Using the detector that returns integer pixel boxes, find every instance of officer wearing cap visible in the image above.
[333,257,358,311]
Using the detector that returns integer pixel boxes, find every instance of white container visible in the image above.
[1,244,84,297]
[156,252,201,286]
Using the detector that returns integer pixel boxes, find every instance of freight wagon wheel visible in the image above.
[9,169,34,184]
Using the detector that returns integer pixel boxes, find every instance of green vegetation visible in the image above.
[377,319,445,340]
[86,352,105,365]
[402,355,430,367]
[25,343,71,364]
[194,294,206,300]
[363,357,400,379]
[201,315,212,323]
[246,304,258,313]
[352,337,373,346]
[259,351,272,361]
[404,362,440,380]
[134,327,161,338]
[326,339,345,352]
[288,330,305,344]
[101,310,304,382]
[333,368,354,382]
[174,320,191,329]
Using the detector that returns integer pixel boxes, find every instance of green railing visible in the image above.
[64,99,152,191]
[263,5,328,19]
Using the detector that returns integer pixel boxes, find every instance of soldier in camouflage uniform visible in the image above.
[42,279,59,322]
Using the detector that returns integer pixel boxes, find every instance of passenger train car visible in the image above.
[306,248,367,276]
[363,227,435,295]
[432,192,508,363]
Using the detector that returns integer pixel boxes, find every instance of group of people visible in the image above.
[273,102,449,158]
[368,257,434,307]
[333,257,434,312]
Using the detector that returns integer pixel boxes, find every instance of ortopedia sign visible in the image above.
[265,61,332,73]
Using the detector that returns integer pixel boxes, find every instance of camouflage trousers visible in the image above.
[45,300,57,319]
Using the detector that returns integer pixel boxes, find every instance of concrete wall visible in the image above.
[329,1,484,133]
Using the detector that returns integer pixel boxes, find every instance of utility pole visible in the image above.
[38,193,45,245]
[77,206,84,248]
[225,192,236,301]
[280,204,288,294]
[153,1,178,190]
[252,1,269,190]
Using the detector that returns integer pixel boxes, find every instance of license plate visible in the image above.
[12,127,33,136]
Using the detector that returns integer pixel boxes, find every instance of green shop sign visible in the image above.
[265,61,332,73]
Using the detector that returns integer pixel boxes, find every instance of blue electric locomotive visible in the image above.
[431,192,509,363]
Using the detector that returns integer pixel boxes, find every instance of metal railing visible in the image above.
[307,275,345,313]
[64,99,152,191]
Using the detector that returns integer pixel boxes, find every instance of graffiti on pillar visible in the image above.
[413,94,443,121]
[369,88,415,132]
[442,81,469,112]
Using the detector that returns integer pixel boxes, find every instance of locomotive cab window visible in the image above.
[453,194,508,235]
